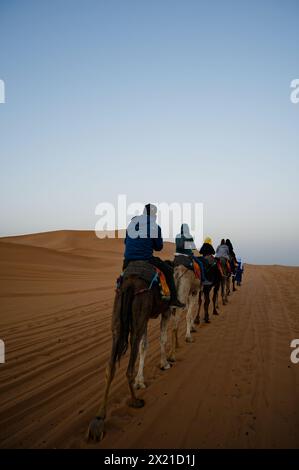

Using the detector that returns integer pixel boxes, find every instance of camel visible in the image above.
[229,255,237,293]
[194,259,222,324]
[134,261,201,389]
[87,269,171,442]
[218,257,230,305]
[167,263,201,363]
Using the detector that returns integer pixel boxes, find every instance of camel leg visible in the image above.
[190,291,199,333]
[174,307,181,348]
[227,277,231,296]
[168,310,180,362]
[134,329,148,389]
[204,287,210,323]
[175,323,180,348]
[87,291,123,442]
[87,335,118,442]
[226,277,230,302]
[221,278,227,305]
[194,290,202,325]
[220,280,223,304]
[127,331,146,408]
[185,300,194,343]
[212,285,219,315]
[160,314,171,370]
[191,289,199,333]
[175,269,190,344]
[215,289,219,309]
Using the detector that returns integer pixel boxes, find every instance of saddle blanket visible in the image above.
[117,260,171,300]
[197,255,217,283]
[173,255,201,280]
[216,257,231,276]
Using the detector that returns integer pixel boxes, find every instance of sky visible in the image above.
[0,0,298,265]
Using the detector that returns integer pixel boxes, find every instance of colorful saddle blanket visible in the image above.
[196,255,218,283]
[117,260,171,300]
[216,257,231,276]
[173,255,201,280]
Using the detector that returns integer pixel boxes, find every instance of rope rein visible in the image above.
[175,266,190,282]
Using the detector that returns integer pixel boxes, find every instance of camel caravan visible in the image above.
[87,204,244,441]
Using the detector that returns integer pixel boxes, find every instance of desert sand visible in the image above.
[0,230,299,449]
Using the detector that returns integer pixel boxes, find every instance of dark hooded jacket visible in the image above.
[199,242,215,256]
[175,224,196,256]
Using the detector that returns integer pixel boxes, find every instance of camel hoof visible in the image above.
[129,398,145,409]
[87,417,105,442]
[134,381,146,390]
[185,336,194,343]
[160,362,172,371]
[168,356,176,363]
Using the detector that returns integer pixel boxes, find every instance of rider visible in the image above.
[235,258,244,286]
[199,237,215,257]
[226,238,237,271]
[175,223,196,255]
[215,239,230,260]
[175,223,206,280]
[197,236,216,282]
[123,203,185,309]
[226,239,237,260]
[226,239,234,255]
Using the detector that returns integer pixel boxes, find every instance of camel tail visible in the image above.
[115,285,134,363]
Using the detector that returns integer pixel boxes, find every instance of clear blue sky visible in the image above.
[0,0,298,264]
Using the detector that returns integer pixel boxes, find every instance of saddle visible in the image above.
[216,257,231,276]
[123,260,157,283]
[199,255,216,270]
[173,254,193,269]
[117,260,171,300]
[198,255,218,283]
[173,255,201,280]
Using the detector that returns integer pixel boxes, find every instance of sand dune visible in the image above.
[0,231,299,448]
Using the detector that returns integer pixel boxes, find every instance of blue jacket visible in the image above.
[124,214,163,260]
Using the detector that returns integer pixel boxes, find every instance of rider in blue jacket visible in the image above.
[124,204,185,308]
[124,211,163,260]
